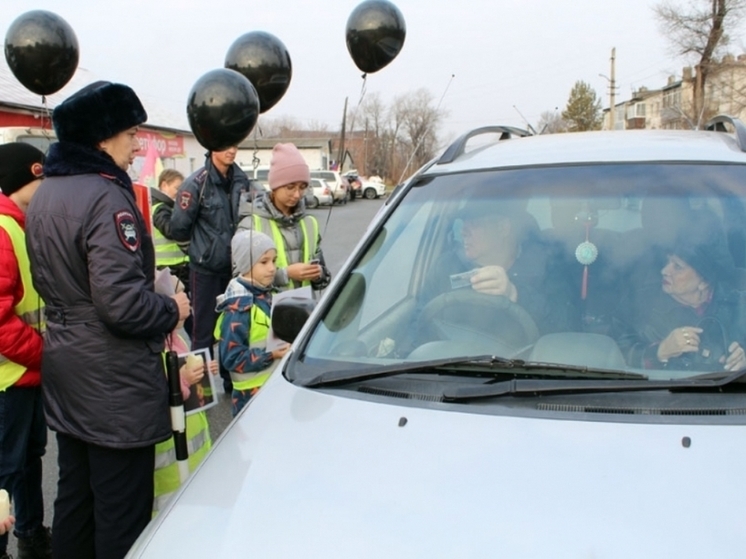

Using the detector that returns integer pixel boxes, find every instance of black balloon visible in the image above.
[4,10,79,96]
[225,31,292,114]
[346,0,406,74]
[186,68,260,152]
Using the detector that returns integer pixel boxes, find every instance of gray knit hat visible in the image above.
[232,230,276,275]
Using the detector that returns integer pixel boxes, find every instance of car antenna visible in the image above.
[513,105,537,135]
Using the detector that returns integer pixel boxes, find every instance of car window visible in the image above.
[299,162,746,381]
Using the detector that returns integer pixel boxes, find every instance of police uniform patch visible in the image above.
[114,210,140,252]
[179,191,192,210]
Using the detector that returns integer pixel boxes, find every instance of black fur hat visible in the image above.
[52,81,147,146]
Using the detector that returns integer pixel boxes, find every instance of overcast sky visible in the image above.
[2,0,740,145]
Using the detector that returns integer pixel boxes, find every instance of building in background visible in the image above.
[0,62,205,179]
[236,136,353,173]
[604,55,746,131]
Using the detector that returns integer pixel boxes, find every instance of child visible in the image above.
[153,275,217,515]
[216,230,290,416]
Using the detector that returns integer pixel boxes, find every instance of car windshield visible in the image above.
[295,162,746,383]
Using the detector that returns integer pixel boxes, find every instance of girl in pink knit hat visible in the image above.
[236,143,330,292]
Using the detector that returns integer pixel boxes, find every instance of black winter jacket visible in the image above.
[613,282,746,370]
[169,156,253,276]
[25,142,179,449]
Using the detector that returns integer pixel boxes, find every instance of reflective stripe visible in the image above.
[153,491,174,514]
[215,305,275,390]
[151,202,189,266]
[153,410,212,514]
[154,428,210,470]
[0,216,44,390]
[252,214,318,289]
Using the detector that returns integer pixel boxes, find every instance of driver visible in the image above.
[424,200,578,334]
[613,208,746,371]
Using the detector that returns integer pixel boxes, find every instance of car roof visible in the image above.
[424,128,746,177]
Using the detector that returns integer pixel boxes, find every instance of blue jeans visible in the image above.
[0,386,47,551]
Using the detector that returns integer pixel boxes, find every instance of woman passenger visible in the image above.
[614,209,746,371]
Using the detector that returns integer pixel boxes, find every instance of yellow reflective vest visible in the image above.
[214,304,276,391]
[151,202,189,268]
[152,337,212,515]
[0,215,45,391]
[250,214,318,289]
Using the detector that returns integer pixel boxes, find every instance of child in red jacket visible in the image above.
[0,143,51,558]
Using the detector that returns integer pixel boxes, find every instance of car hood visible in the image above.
[129,373,746,558]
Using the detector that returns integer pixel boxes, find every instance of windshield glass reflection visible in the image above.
[297,163,746,382]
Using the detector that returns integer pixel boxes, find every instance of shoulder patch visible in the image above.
[179,191,193,210]
[114,210,140,252]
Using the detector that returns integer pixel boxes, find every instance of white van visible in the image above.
[127,117,746,558]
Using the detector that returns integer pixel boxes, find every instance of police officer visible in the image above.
[0,143,51,559]
[25,81,190,559]
[170,146,255,393]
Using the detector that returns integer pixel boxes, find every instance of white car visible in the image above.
[127,117,746,559]
[310,169,349,203]
[360,175,386,199]
[305,177,333,208]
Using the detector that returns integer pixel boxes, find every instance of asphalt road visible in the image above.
[21,195,386,556]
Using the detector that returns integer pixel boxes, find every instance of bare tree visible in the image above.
[395,88,446,179]
[358,93,389,176]
[536,110,568,134]
[256,115,303,138]
[348,89,446,182]
[655,0,746,126]
[259,89,448,183]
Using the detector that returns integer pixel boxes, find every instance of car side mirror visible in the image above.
[272,297,316,343]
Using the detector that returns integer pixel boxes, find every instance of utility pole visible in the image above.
[337,97,348,172]
[609,47,616,130]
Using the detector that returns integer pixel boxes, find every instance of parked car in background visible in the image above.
[360,175,386,199]
[305,178,333,208]
[310,170,349,204]
[128,118,746,558]
[239,165,271,191]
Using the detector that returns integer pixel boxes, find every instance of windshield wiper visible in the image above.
[299,355,645,389]
[442,368,746,402]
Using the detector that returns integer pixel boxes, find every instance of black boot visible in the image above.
[16,526,51,559]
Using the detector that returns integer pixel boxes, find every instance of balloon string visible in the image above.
[251,126,261,171]
[249,126,261,206]
[40,95,53,150]
[359,74,367,107]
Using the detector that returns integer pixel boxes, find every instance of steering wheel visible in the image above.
[419,290,540,356]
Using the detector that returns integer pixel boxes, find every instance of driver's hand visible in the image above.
[470,266,518,302]
[721,341,746,371]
